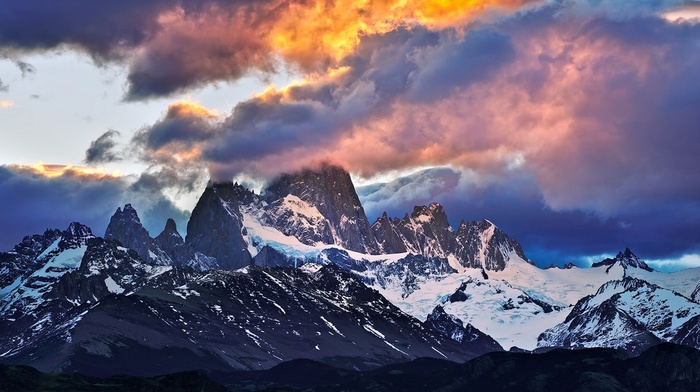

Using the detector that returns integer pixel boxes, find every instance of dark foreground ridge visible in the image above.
[2,343,698,392]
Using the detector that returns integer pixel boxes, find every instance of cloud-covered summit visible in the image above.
[1,0,699,266]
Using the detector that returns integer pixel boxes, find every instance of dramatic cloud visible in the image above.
[134,4,700,200]
[0,0,169,57]
[357,167,700,270]
[128,1,700,265]
[84,130,123,164]
[0,0,534,99]
[3,0,699,265]
[0,164,189,251]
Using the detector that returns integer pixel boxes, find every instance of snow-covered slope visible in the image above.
[366,258,570,351]
[1,259,492,375]
[627,267,700,302]
[371,203,531,272]
[538,277,700,354]
[3,163,700,374]
[0,223,94,316]
[263,163,379,254]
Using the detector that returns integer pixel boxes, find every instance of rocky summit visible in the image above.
[1,164,699,379]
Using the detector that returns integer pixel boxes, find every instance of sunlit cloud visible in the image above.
[10,163,122,179]
[0,99,16,108]
[269,0,533,69]
[662,3,700,22]
[1,0,699,265]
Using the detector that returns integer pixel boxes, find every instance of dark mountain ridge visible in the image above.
[3,343,698,392]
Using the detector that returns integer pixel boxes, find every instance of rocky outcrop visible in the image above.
[371,206,530,271]
[154,218,189,266]
[453,219,530,271]
[264,163,379,254]
[104,204,172,265]
[185,182,253,270]
[425,305,503,354]
[372,212,408,254]
[592,248,654,272]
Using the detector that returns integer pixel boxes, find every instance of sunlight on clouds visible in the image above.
[270,0,533,68]
[662,4,700,22]
[0,99,15,108]
[11,163,122,180]
[167,99,221,118]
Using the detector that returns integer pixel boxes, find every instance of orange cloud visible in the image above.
[10,163,121,180]
[270,0,536,69]
[166,99,220,119]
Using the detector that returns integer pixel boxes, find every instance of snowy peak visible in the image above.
[7,229,62,257]
[425,305,503,353]
[263,164,379,254]
[0,224,92,303]
[401,203,452,257]
[592,248,653,272]
[538,276,700,354]
[372,203,453,258]
[453,219,530,271]
[0,229,63,294]
[371,204,528,271]
[60,222,94,247]
[0,222,98,321]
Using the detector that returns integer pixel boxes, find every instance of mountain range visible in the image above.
[1,163,699,378]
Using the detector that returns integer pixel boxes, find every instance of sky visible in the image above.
[1,0,699,271]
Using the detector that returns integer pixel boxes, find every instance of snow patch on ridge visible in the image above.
[104,276,125,294]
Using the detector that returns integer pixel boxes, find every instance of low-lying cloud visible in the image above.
[3,0,699,264]
[0,165,189,251]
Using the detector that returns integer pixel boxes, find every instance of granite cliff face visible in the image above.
[104,204,172,265]
[371,204,530,271]
[452,219,530,271]
[263,163,379,255]
[185,182,254,270]
[154,218,188,266]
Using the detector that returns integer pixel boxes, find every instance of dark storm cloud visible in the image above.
[0,166,190,251]
[407,29,515,102]
[84,130,122,164]
[123,3,275,100]
[0,0,167,58]
[129,169,203,198]
[0,0,279,99]
[357,167,700,269]
[0,165,122,250]
[132,102,219,151]
[193,26,518,179]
